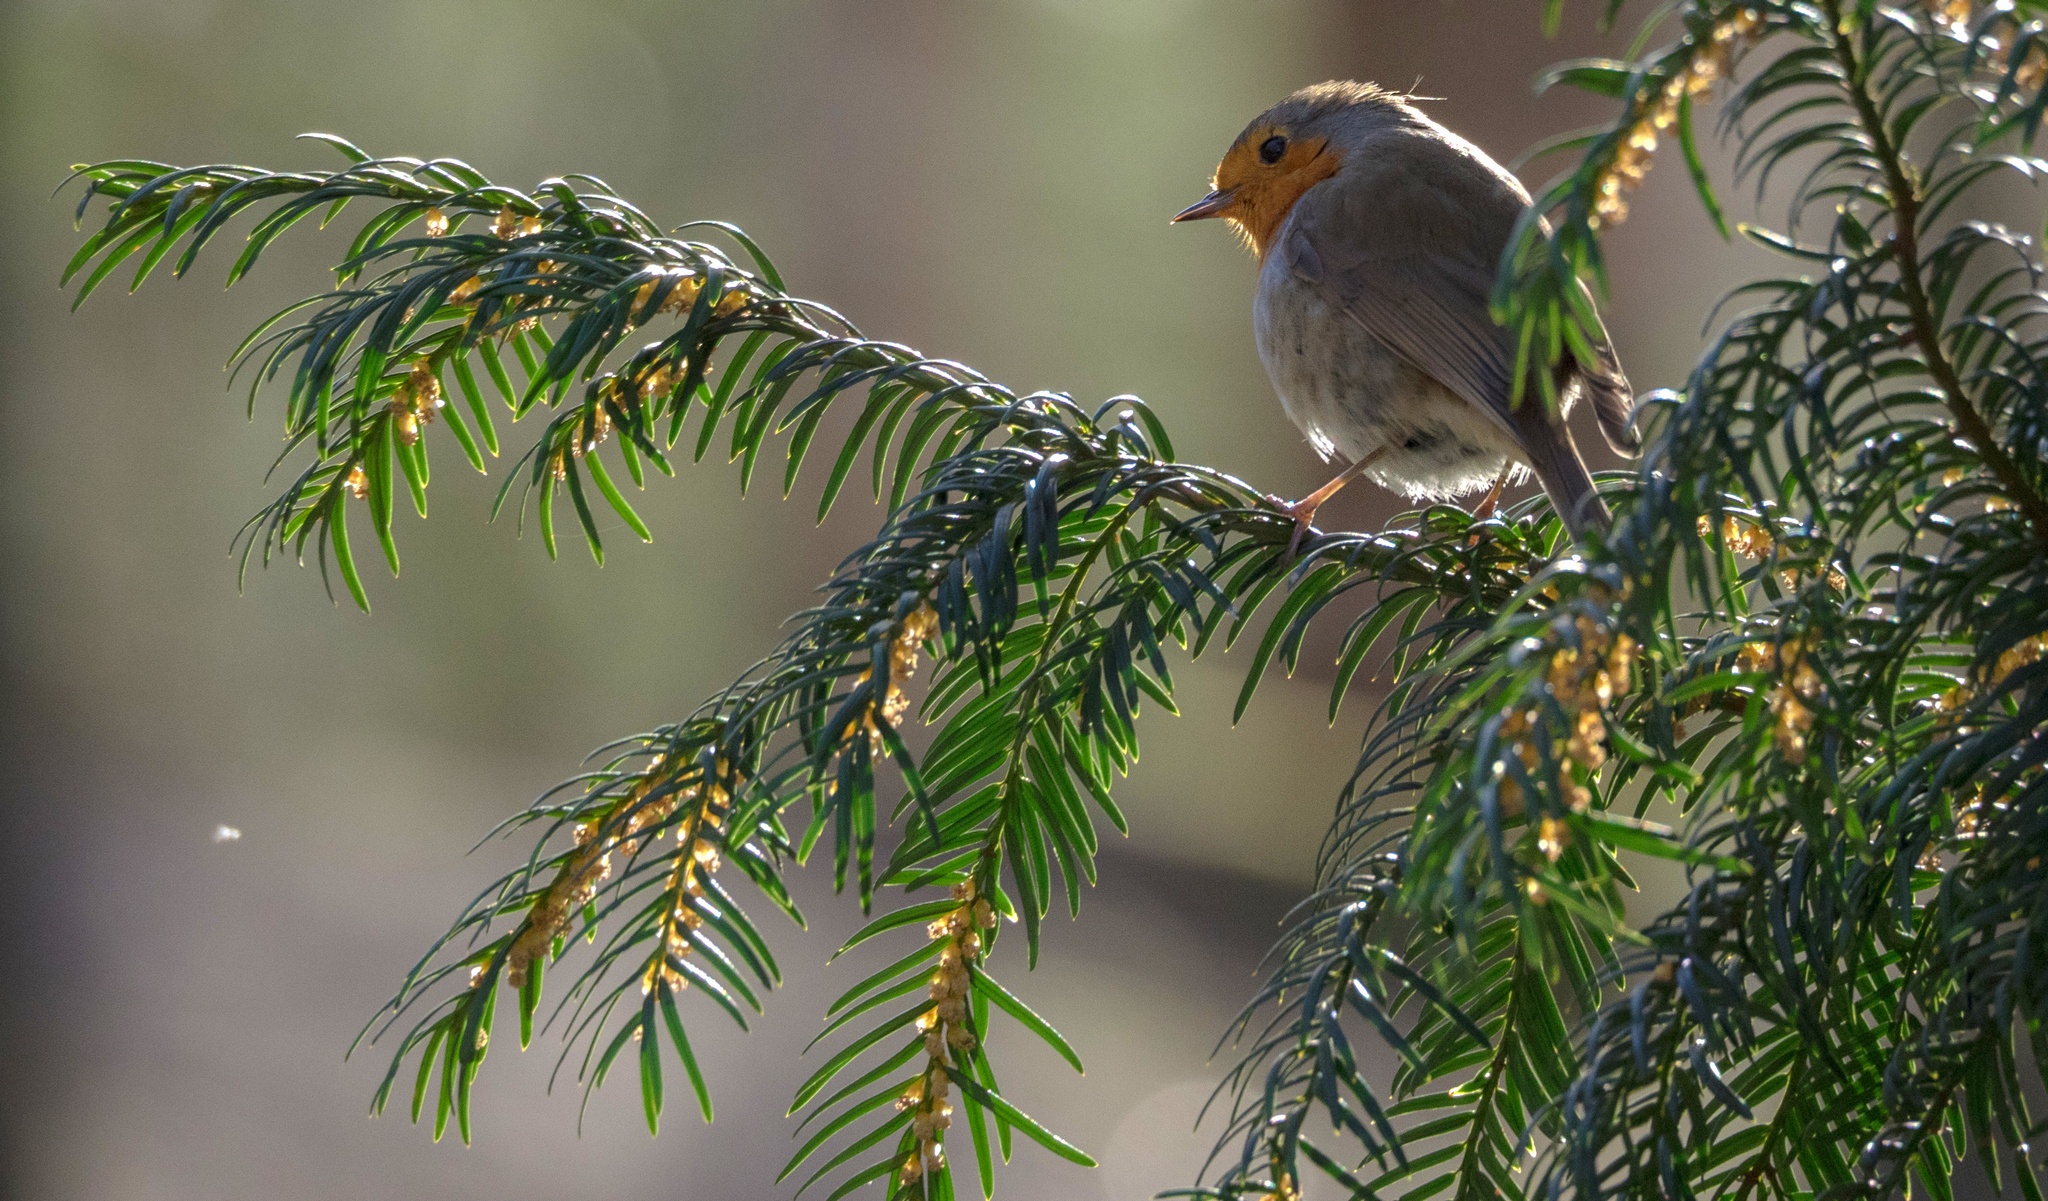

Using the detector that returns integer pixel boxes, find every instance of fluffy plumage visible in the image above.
[1178,81,1638,538]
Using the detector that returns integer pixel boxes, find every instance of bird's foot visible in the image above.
[1271,452,1381,557]
[1271,495,1323,557]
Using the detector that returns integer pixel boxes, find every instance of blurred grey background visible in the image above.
[0,2,1805,1199]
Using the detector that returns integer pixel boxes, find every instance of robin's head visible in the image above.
[1174,80,1409,258]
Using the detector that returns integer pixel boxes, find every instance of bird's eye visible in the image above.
[1259,135,1288,165]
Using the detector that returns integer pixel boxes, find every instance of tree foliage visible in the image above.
[58,2,2048,1198]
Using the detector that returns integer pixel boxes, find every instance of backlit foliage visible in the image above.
[60,2,2048,1198]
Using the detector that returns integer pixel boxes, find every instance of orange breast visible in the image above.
[1226,139,1342,259]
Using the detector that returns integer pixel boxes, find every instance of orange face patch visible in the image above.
[1211,130,1341,258]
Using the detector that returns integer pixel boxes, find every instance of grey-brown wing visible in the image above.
[1570,287,1640,454]
[1279,196,1615,534]
[1280,215,1524,441]
[1280,161,1638,455]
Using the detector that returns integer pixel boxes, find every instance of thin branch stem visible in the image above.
[1448,943,1527,1201]
[1824,0,2048,548]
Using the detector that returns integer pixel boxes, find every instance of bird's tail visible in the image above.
[1511,399,1610,539]
[1537,444,1611,539]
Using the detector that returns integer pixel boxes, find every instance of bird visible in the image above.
[1173,80,1639,547]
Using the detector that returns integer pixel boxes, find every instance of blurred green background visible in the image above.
[0,3,1785,1198]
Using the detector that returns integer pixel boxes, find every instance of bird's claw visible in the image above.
[1271,495,1321,557]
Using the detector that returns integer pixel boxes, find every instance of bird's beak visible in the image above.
[1171,187,1239,223]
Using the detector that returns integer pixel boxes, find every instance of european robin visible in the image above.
[1175,81,1639,545]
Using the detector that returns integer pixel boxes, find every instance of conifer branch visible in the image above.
[1823,0,2048,547]
[57,4,2048,1199]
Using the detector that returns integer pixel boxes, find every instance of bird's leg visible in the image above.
[1470,464,1512,524]
[1465,464,1514,548]
[1277,449,1382,555]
